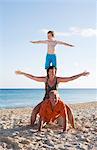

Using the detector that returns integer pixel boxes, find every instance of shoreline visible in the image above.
[0,101,97,150]
[0,101,97,110]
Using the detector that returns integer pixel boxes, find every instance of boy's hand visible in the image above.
[15,70,23,75]
[69,44,74,47]
[81,71,90,77]
[30,41,36,43]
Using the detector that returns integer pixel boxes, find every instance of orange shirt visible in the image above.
[39,99,66,123]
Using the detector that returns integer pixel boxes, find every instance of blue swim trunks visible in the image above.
[45,54,57,69]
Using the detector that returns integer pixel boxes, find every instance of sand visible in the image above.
[0,101,97,150]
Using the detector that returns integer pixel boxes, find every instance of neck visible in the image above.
[48,38,55,41]
[49,76,55,81]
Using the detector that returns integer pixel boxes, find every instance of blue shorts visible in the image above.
[45,54,57,69]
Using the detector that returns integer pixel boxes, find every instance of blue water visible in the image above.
[0,89,97,109]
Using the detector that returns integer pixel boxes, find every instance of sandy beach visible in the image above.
[0,101,97,150]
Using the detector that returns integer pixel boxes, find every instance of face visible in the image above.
[47,33,53,40]
[48,68,56,79]
[49,93,59,106]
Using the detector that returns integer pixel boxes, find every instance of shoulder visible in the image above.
[55,40,60,43]
[53,40,57,44]
[56,77,61,84]
[58,99,65,106]
[41,99,49,106]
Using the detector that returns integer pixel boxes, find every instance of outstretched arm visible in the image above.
[57,40,74,47]
[57,71,90,83]
[15,70,46,82]
[30,40,48,44]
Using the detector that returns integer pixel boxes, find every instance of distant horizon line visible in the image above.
[0,88,97,90]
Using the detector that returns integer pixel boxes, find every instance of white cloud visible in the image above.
[40,27,97,37]
[53,31,70,36]
[70,27,97,37]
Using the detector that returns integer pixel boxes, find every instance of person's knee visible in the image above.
[57,116,65,126]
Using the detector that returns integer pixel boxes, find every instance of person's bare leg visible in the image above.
[57,116,67,131]
[30,102,42,126]
[65,104,75,128]
[63,115,67,132]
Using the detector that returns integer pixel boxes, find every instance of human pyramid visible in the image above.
[15,31,89,132]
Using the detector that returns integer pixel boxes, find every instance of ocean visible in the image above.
[0,89,97,109]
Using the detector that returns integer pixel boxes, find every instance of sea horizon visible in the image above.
[0,88,97,90]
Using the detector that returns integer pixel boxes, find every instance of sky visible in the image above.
[0,0,97,89]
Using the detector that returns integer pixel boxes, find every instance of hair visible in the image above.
[47,31,55,37]
[49,90,58,95]
[49,90,59,98]
[47,66,57,78]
